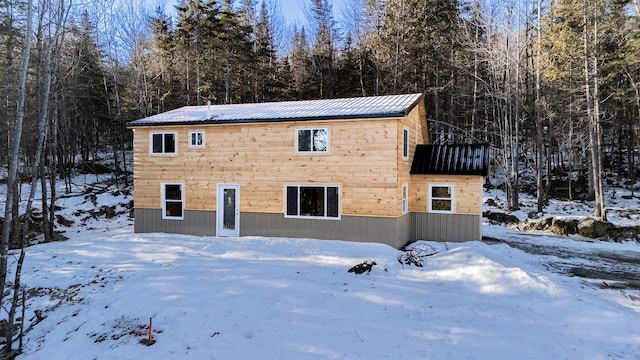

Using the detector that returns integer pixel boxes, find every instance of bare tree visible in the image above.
[535,0,546,212]
[0,0,33,354]
[583,0,606,220]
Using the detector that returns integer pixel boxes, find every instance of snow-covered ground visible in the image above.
[2,174,639,359]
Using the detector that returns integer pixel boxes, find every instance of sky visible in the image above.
[162,0,347,26]
[279,0,348,26]
[160,0,349,53]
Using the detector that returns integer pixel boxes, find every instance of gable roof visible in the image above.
[128,93,424,127]
[411,143,490,176]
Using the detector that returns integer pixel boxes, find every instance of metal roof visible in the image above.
[411,143,490,176]
[128,93,424,127]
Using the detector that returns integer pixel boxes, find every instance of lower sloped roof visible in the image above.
[411,143,490,176]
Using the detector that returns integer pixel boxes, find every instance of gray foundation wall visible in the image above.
[133,209,481,248]
[134,209,217,236]
[241,212,410,249]
[411,212,481,242]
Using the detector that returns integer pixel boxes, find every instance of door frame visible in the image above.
[216,183,240,237]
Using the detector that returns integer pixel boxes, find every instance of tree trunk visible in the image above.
[585,0,606,220]
[1,0,33,353]
[535,0,545,213]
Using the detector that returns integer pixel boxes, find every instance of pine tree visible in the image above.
[147,7,182,113]
[289,27,312,98]
[61,12,111,165]
[308,0,338,99]
[219,0,254,103]
[174,0,222,105]
[254,1,281,101]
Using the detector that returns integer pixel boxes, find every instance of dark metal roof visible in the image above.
[411,143,490,176]
[128,93,424,127]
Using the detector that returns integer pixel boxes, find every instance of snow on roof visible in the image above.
[128,93,424,127]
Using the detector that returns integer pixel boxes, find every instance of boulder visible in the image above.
[484,211,520,225]
[550,218,579,235]
[578,218,615,238]
[518,218,552,232]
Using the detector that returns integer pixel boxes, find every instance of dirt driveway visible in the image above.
[484,233,640,291]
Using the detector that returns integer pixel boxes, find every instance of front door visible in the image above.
[217,184,239,237]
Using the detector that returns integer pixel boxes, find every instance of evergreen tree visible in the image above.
[308,0,338,98]
[254,1,282,101]
[147,7,182,113]
[219,0,254,103]
[60,12,111,164]
[289,27,312,98]
[336,34,365,97]
[174,0,221,105]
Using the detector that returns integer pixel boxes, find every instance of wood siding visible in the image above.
[410,174,483,215]
[397,102,427,216]
[133,110,427,219]
[131,99,486,246]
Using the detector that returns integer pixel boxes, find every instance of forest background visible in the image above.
[0,0,639,356]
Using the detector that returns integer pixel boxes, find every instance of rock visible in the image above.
[484,211,520,225]
[578,218,615,238]
[518,218,552,232]
[550,218,579,235]
[484,198,498,207]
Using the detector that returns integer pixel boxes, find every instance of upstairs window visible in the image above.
[403,127,409,159]
[286,185,339,219]
[297,128,328,153]
[151,132,177,154]
[428,184,454,214]
[189,131,204,148]
[162,182,184,220]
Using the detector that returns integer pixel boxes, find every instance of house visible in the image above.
[127,93,489,249]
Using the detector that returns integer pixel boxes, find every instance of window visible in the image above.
[297,128,328,153]
[162,182,184,219]
[429,184,454,213]
[403,127,409,159]
[402,184,409,214]
[285,185,339,219]
[151,132,177,154]
[189,131,204,147]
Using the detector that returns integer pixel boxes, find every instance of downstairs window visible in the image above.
[286,185,339,219]
[428,184,454,214]
[162,182,184,220]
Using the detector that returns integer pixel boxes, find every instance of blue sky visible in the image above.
[276,0,347,26]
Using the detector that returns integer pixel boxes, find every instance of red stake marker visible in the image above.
[148,318,153,340]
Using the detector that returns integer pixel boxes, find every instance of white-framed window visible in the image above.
[428,184,454,214]
[402,184,409,214]
[151,132,177,154]
[285,185,340,219]
[296,128,328,153]
[162,182,184,220]
[189,131,204,148]
[403,127,409,159]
